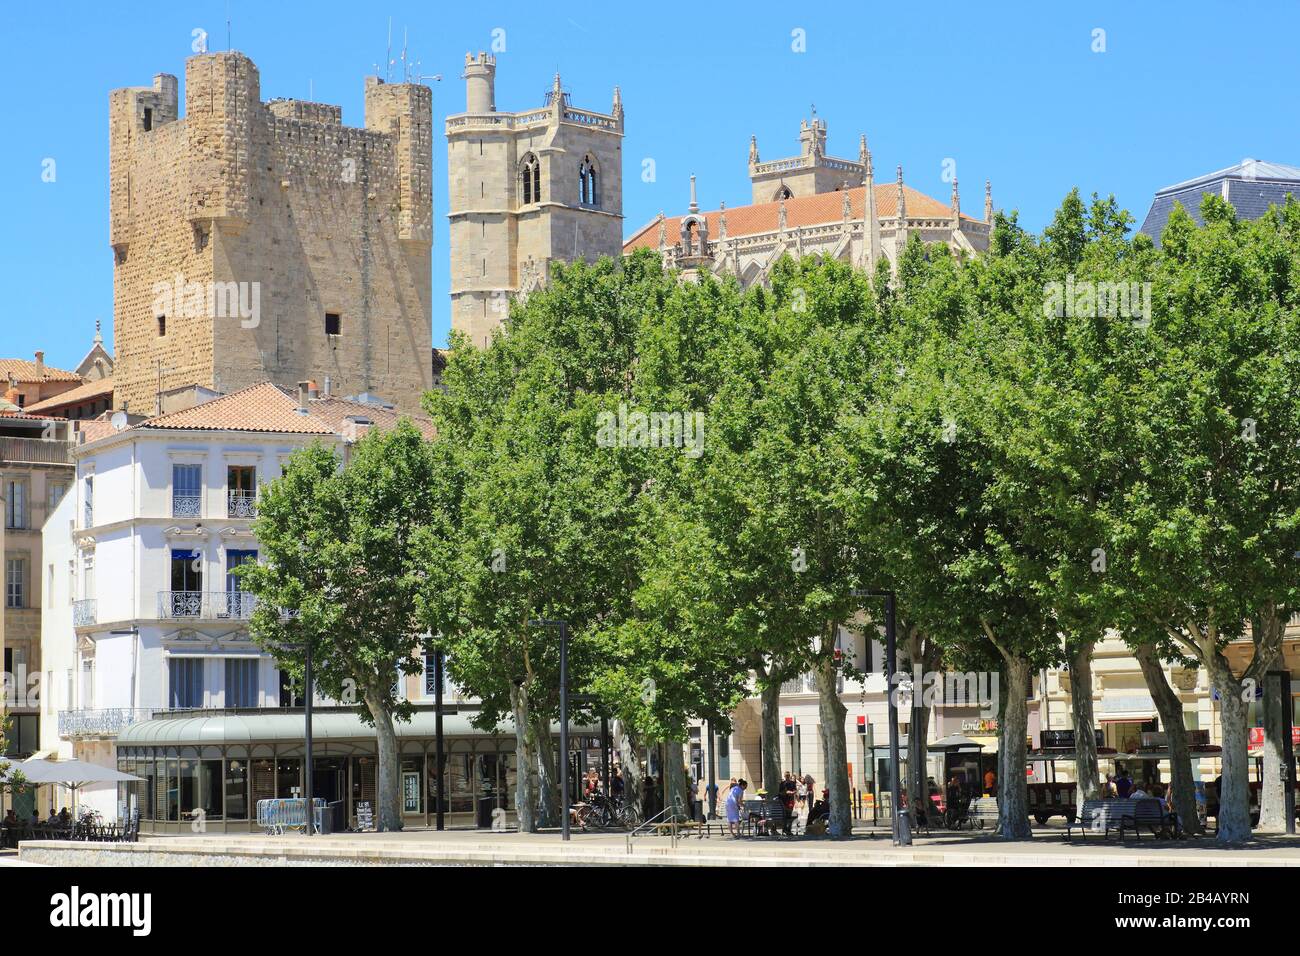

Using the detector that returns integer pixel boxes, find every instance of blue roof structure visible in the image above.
[1139,159,1300,246]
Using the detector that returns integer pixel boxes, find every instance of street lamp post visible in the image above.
[434,648,446,831]
[851,588,911,846]
[304,638,313,835]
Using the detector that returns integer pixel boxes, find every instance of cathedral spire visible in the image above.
[842,184,852,222]
[951,177,961,218]
[688,174,699,214]
[778,196,788,233]
[749,135,759,168]
[94,318,103,345]
[657,211,667,250]
[612,85,623,117]
[896,164,907,222]
[719,201,728,239]
[984,179,994,223]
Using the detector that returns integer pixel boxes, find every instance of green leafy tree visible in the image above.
[239,421,440,832]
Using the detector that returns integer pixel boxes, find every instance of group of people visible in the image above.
[722,771,826,838]
[1,806,72,847]
[1102,771,1174,810]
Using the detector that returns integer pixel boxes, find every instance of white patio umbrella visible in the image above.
[5,757,141,815]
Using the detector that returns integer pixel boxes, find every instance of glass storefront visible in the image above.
[116,733,542,832]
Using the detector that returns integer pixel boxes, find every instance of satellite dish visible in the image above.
[111,411,128,432]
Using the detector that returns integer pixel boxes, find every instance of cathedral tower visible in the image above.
[446,54,624,346]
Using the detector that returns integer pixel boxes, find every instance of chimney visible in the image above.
[297,381,310,414]
[34,351,45,378]
[323,376,332,398]
[307,380,320,400]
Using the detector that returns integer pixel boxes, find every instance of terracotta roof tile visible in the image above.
[25,377,114,413]
[624,183,982,252]
[0,359,81,384]
[130,381,435,438]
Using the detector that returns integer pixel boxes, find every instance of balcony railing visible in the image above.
[227,491,258,519]
[172,494,202,518]
[72,598,97,627]
[0,435,73,466]
[58,708,155,739]
[157,590,258,620]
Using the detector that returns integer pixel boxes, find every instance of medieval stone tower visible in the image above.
[446,53,624,346]
[109,52,434,414]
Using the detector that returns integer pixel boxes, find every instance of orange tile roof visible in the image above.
[129,381,435,438]
[77,420,120,444]
[25,377,114,413]
[0,359,81,384]
[624,183,982,252]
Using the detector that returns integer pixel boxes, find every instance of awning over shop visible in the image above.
[116,710,596,748]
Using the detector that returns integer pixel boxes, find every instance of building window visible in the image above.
[168,658,204,709]
[6,557,26,609]
[168,550,203,619]
[143,107,153,131]
[157,315,167,337]
[225,658,259,708]
[5,479,27,529]
[172,463,202,517]
[775,185,792,201]
[47,482,67,512]
[325,312,341,336]
[227,465,257,518]
[83,475,93,527]
[520,153,540,205]
[579,155,599,206]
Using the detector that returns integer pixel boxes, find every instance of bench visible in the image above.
[966,797,999,830]
[1066,798,1135,841]
[1119,798,1175,840]
[743,797,788,836]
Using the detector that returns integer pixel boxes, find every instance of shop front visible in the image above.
[114,708,587,833]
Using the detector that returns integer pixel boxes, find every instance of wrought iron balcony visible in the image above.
[72,598,97,627]
[58,708,155,739]
[157,590,258,620]
[172,494,202,518]
[227,491,258,519]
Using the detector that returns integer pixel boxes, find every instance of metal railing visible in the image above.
[172,494,202,518]
[0,436,73,466]
[72,598,97,627]
[227,491,258,519]
[157,590,258,620]
[58,708,155,738]
[625,796,688,853]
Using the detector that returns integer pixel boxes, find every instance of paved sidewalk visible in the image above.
[18,825,1300,867]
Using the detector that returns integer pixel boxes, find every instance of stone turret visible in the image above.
[462,51,496,112]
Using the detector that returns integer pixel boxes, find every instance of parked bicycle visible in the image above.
[573,792,638,831]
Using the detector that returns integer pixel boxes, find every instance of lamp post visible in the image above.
[851,588,911,846]
[434,648,446,831]
[527,618,571,841]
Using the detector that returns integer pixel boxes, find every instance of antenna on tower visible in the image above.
[386,17,393,82]
[226,0,232,50]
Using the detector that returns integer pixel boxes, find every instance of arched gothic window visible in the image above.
[579,154,599,207]
[520,153,541,205]
[774,185,793,201]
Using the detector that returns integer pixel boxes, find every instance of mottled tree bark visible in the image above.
[509,683,539,832]
[759,678,782,796]
[1133,643,1202,835]
[1255,610,1288,833]
[365,690,403,832]
[662,740,690,820]
[813,650,852,839]
[1068,641,1101,815]
[1206,652,1252,843]
[614,719,643,824]
[905,627,941,827]
[993,651,1033,839]
[530,710,560,828]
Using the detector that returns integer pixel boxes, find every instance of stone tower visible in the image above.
[446,54,624,346]
[748,117,865,204]
[109,52,434,414]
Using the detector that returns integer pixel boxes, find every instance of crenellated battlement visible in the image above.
[109,51,433,416]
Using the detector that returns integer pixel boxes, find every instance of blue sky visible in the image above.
[3,0,1297,372]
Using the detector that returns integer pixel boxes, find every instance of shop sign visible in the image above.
[1248,726,1300,747]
